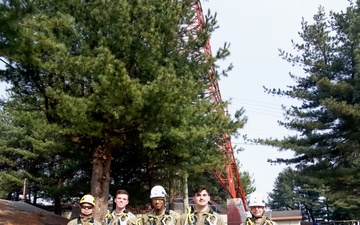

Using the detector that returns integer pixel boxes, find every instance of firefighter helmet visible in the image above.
[248,193,266,207]
[150,185,167,199]
[80,194,95,206]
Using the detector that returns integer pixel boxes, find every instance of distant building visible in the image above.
[265,210,302,225]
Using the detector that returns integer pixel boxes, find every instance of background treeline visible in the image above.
[262,0,360,222]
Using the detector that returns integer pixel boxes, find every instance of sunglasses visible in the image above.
[81,205,94,210]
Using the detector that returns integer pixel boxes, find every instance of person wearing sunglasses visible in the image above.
[68,194,101,225]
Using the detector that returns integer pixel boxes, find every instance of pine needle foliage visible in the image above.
[0,0,247,218]
[258,1,360,219]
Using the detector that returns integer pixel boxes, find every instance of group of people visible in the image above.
[68,185,276,225]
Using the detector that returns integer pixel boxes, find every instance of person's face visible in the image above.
[114,194,129,210]
[250,206,265,218]
[192,189,210,207]
[151,197,165,211]
[80,203,94,216]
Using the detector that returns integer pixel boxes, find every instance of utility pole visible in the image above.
[183,173,189,212]
[22,178,27,202]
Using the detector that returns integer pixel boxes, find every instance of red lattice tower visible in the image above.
[188,0,248,213]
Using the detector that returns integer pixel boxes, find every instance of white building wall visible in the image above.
[275,220,301,225]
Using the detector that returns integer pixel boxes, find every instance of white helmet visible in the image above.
[150,185,167,199]
[248,193,266,207]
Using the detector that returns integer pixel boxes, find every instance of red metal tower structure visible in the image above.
[188,0,249,220]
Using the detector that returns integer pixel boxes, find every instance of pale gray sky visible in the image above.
[202,0,349,198]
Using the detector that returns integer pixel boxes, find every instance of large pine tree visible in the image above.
[258,2,360,219]
[0,0,246,219]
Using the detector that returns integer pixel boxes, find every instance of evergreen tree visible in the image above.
[0,108,29,199]
[268,168,298,211]
[1,0,246,219]
[268,167,326,221]
[258,2,360,219]
[0,103,89,214]
[238,161,256,196]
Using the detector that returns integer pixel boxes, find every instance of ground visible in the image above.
[0,199,69,225]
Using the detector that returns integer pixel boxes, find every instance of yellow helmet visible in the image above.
[80,194,95,206]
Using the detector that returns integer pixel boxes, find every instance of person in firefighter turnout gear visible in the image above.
[103,189,137,225]
[136,185,180,225]
[67,194,102,225]
[244,193,277,225]
[178,185,224,225]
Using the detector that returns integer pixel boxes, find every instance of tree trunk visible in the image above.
[91,140,112,222]
[33,189,39,205]
[169,179,174,210]
[54,195,62,215]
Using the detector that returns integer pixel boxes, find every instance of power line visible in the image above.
[218,95,298,120]
[228,106,284,118]
[224,96,285,108]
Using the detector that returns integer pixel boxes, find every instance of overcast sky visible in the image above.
[201,0,350,199]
